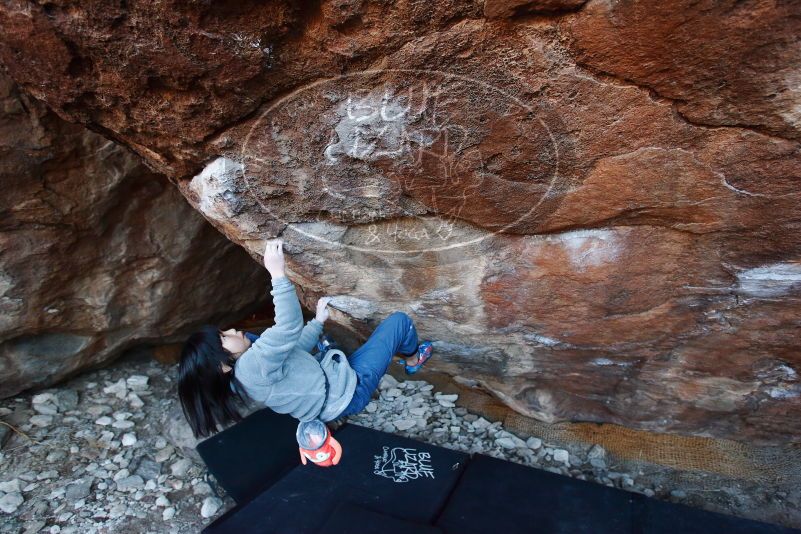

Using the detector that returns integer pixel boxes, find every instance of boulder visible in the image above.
[0,73,269,398]
[0,1,799,443]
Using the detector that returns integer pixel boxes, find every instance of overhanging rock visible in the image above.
[1,0,799,443]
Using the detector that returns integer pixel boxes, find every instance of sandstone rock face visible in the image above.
[0,73,268,398]
[566,0,801,141]
[1,1,799,443]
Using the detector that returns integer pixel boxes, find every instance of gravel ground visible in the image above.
[1,352,799,533]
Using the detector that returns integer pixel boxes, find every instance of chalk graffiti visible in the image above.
[239,69,574,256]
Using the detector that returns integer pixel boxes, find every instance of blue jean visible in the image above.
[335,311,419,418]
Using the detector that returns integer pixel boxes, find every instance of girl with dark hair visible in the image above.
[177,324,253,439]
[178,238,434,464]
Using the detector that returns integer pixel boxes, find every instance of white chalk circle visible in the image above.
[240,69,567,255]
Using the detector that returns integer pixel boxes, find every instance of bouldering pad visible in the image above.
[203,423,468,533]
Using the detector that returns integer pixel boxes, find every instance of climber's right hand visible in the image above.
[263,238,285,278]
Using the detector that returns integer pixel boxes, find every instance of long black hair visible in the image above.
[178,325,250,439]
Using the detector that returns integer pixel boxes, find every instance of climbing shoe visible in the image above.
[404,341,434,375]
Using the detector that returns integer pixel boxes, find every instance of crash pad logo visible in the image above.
[373,446,435,483]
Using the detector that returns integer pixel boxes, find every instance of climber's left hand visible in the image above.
[315,296,332,323]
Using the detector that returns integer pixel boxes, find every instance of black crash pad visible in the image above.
[436,454,801,534]
[638,493,801,534]
[204,423,468,533]
[436,453,636,534]
[318,501,443,534]
[196,408,300,504]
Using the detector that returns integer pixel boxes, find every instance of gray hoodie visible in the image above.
[234,276,358,422]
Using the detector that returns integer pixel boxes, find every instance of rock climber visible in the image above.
[177,238,434,466]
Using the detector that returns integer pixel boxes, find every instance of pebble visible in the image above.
[526,437,542,450]
[155,445,174,463]
[590,457,607,469]
[33,402,58,415]
[394,419,416,431]
[193,482,213,496]
[87,405,111,417]
[133,458,161,480]
[55,390,79,412]
[112,420,135,430]
[108,502,126,519]
[472,417,491,430]
[116,475,145,492]
[553,449,570,465]
[30,415,54,427]
[23,520,46,533]
[65,477,93,502]
[0,492,24,513]
[127,393,144,409]
[155,495,171,507]
[496,437,517,449]
[126,375,149,390]
[46,450,67,463]
[103,379,128,399]
[379,375,398,390]
[385,388,402,398]
[0,479,20,493]
[32,393,56,405]
[170,458,192,478]
[200,496,222,518]
[57,511,74,522]
[94,416,112,426]
[37,470,58,480]
[162,507,176,521]
[121,433,137,446]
